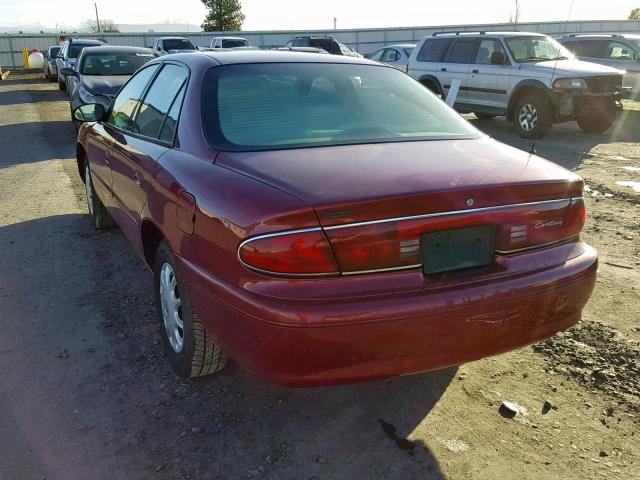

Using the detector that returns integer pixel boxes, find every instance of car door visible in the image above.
[368,48,385,61]
[440,39,477,105]
[108,62,188,246]
[409,38,452,91]
[56,41,67,79]
[466,39,511,111]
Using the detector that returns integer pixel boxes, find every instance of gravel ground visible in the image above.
[0,74,638,480]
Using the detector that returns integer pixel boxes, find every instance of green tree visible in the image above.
[201,0,245,31]
[629,7,640,20]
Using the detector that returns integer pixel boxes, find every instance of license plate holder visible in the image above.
[422,226,494,274]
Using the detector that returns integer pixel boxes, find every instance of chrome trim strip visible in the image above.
[323,198,575,230]
[342,264,423,276]
[237,227,340,278]
[495,235,579,254]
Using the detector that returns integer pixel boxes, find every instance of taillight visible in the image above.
[238,229,339,276]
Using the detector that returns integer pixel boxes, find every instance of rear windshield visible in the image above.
[80,52,155,75]
[309,39,341,55]
[203,63,479,151]
[223,39,249,48]
[163,39,195,50]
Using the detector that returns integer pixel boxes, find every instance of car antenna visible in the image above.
[528,0,575,157]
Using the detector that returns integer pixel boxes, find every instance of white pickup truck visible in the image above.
[210,37,251,49]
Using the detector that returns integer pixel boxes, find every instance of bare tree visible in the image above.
[84,18,120,33]
[509,0,522,24]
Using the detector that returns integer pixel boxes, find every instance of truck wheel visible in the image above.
[513,93,552,139]
[84,162,116,230]
[577,110,615,134]
[154,242,228,378]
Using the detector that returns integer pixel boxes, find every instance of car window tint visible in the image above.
[382,49,400,62]
[447,40,477,63]
[607,41,638,61]
[205,63,479,150]
[369,49,384,61]
[475,40,504,64]
[417,38,452,62]
[135,64,188,140]
[106,64,159,132]
[158,85,186,143]
[564,40,603,58]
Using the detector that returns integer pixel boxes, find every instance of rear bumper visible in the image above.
[181,242,597,387]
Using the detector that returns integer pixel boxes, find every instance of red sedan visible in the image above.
[73,51,597,386]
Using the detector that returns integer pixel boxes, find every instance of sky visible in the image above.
[0,0,638,31]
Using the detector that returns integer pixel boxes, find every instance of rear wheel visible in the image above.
[513,93,553,139]
[84,162,116,230]
[154,242,228,378]
[58,75,65,90]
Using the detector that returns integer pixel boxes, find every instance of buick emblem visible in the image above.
[466,197,474,207]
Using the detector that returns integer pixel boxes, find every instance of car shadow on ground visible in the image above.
[0,212,454,480]
[468,107,640,171]
[0,121,75,167]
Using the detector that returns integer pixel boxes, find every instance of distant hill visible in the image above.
[0,22,202,34]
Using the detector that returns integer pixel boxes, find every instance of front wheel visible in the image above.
[577,110,615,134]
[154,242,228,378]
[513,93,553,139]
[84,162,116,230]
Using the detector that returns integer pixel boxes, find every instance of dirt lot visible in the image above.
[0,73,638,480]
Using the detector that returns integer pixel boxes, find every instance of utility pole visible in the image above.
[95,3,101,34]
[333,17,337,30]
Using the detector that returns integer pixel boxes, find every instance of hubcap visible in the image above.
[159,263,184,353]
[85,164,94,216]
[518,103,538,132]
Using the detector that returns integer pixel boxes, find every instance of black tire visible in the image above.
[84,162,117,230]
[58,76,65,90]
[154,242,228,378]
[577,110,615,134]
[475,112,497,120]
[513,93,553,139]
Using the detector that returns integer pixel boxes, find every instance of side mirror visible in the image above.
[490,51,506,66]
[61,67,77,76]
[73,103,105,123]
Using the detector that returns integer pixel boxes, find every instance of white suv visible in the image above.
[407,31,626,138]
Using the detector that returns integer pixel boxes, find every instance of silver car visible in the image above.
[408,31,625,138]
[56,38,105,91]
[368,44,415,72]
[558,33,640,100]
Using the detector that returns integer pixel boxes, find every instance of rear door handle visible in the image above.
[133,172,142,188]
[441,67,447,72]
[103,153,110,165]
[472,69,479,74]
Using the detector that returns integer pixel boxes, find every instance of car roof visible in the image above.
[81,45,155,54]
[387,44,416,48]
[428,31,546,38]
[163,49,378,66]
[559,33,640,40]
[158,36,190,40]
[216,36,248,40]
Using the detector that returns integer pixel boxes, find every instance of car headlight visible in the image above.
[78,86,97,104]
[552,78,588,90]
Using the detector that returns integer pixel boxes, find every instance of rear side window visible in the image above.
[135,64,188,141]
[563,40,603,58]
[381,49,400,62]
[106,64,159,132]
[446,40,477,63]
[416,39,452,62]
[607,41,638,61]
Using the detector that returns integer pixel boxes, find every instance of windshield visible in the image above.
[163,39,195,50]
[80,52,155,75]
[223,39,249,48]
[203,63,479,151]
[505,36,574,62]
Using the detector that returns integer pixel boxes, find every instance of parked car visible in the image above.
[558,33,640,100]
[210,36,251,49]
[72,50,596,386]
[43,45,60,81]
[339,43,363,58]
[285,36,343,55]
[56,38,105,91]
[154,37,196,55]
[368,44,416,72]
[407,31,626,138]
[63,46,155,129]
